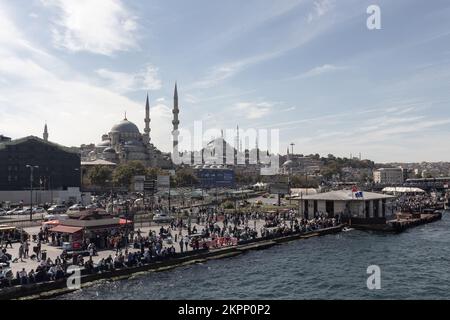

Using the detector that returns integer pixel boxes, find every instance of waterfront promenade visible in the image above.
[2,219,266,276]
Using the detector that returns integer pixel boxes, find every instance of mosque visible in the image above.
[80,84,180,169]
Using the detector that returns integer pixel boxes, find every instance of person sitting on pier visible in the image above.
[47,265,57,281]
[18,268,28,285]
[28,269,36,284]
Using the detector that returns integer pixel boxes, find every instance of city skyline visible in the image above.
[1,0,449,163]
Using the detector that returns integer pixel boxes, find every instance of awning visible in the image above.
[49,225,83,234]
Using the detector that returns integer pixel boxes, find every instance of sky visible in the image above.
[0,0,449,163]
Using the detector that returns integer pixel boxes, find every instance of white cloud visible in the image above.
[286,103,450,162]
[191,61,247,89]
[191,3,339,90]
[0,4,173,152]
[290,64,348,80]
[307,0,334,23]
[95,65,162,93]
[234,102,273,120]
[41,0,138,56]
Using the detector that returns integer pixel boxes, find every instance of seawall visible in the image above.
[0,225,343,300]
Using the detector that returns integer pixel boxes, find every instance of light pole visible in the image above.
[26,165,39,222]
[105,180,114,214]
[74,168,81,204]
[48,173,54,205]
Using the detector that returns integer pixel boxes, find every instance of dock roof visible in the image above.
[292,190,395,201]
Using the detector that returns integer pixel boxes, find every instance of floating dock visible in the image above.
[349,211,442,233]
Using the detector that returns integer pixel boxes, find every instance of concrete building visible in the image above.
[294,190,395,220]
[0,135,85,205]
[281,154,323,175]
[373,168,405,185]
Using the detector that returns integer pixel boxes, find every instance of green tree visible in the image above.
[87,166,113,187]
[113,161,147,187]
[174,168,199,187]
[146,167,164,180]
[290,175,319,188]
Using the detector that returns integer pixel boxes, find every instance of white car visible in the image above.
[33,207,47,214]
[68,204,86,212]
[18,207,33,215]
[43,214,69,222]
[152,212,173,223]
[6,207,22,215]
[47,205,67,214]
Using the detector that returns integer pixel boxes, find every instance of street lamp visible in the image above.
[26,165,39,222]
[74,168,82,204]
[106,180,114,214]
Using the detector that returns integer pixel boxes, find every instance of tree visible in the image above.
[174,168,199,187]
[113,161,147,188]
[290,175,319,188]
[87,166,113,187]
[146,167,164,180]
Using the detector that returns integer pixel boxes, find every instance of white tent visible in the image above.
[290,188,318,197]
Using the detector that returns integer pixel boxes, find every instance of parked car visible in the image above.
[6,207,22,215]
[0,209,7,216]
[47,205,67,214]
[33,207,47,214]
[67,204,86,212]
[152,212,173,223]
[85,204,98,210]
[43,214,69,222]
[16,207,32,215]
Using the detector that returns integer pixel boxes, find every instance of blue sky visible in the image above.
[0,0,449,162]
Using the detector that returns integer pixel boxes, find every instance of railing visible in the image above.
[0,214,45,228]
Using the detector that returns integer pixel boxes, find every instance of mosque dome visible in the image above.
[97,140,111,147]
[282,160,293,167]
[111,118,140,134]
[103,147,116,154]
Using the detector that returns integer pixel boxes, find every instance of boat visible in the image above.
[342,227,354,232]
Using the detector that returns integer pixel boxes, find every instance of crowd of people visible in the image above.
[261,211,338,238]
[394,194,441,213]
[0,208,341,289]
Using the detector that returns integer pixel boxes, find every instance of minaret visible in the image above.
[172,82,180,151]
[256,136,260,164]
[43,123,48,142]
[144,93,151,143]
[236,125,240,152]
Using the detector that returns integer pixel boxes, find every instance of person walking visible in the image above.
[36,240,42,261]
[6,234,13,249]
[179,239,184,253]
[24,240,29,259]
[18,243,24,262]
[184,236,189,252]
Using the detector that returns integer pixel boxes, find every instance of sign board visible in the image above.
[269,183,290,195]
[144,179,156,193]
[157,175,170,189]
[198,169,235,188]
[133,176,145,192]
